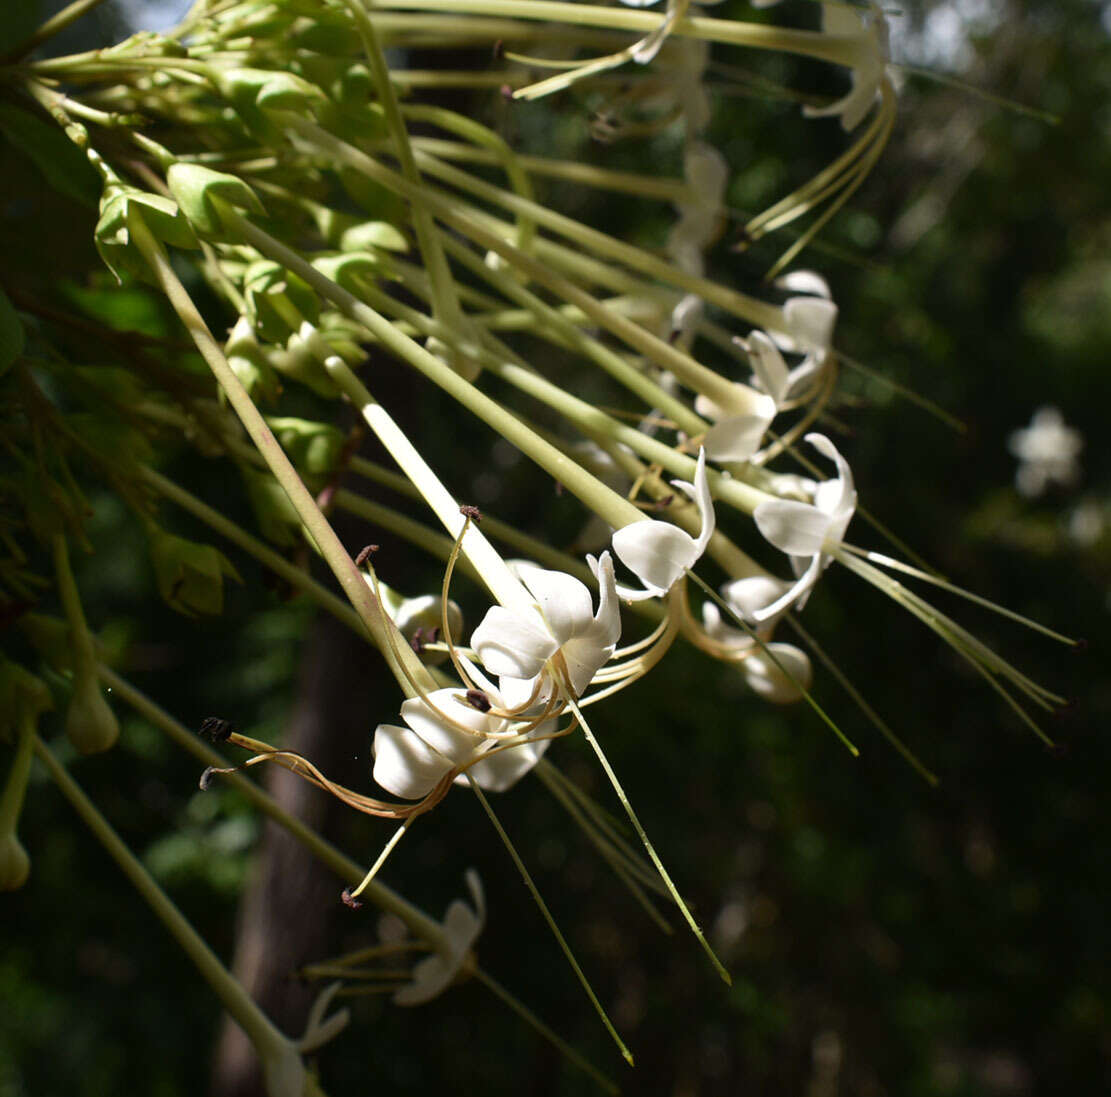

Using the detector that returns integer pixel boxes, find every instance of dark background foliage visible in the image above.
[1,1,1108,1095]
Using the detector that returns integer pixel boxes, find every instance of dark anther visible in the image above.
[465,689,492,713]
[410,627,426,654]
[1073,638,1088,652]
[492,39,504,59]
[500,84,514,101]
[667,328,681,345]
[1047,741,1071,759]
[554,480,565,496]
[341,887,363,910]
[655,494,675,510]
[460,504,483,523]
[354,544,379,567]
[199,717,234,743]
[427,626,440,644]
[199,767,217,791]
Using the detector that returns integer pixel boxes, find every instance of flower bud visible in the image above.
[0,832,30,892]
[742,643,813,704]
[226,316,282,403]
[338,221,408,254]
[243,261,320,342]
[148,528,241,616]
[65,667,120,755]
[267,416,345,483]
[166,163,265,238]
[95,183,199,284]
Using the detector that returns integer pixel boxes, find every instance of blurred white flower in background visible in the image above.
[1007,406,1083,497]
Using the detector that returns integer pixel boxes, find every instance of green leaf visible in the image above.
[0,103,99,209]
[0,287,25,377]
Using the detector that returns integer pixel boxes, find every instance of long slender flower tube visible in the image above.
[750,433,857,621]
[610,448,715,600]
[469,551,621,708]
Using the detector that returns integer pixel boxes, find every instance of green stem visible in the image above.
[1,0,112,62]
[0,714,35,834]
[34,735,296,1068]
[370,0,863,66]
[338,0,465,337]
[320,354,532,613]
[140,467,365,637]
[220,208,646,534]
[125,207,432,699]
[96,664,448,946]
[466,773,634,1067]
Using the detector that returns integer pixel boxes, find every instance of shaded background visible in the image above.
[1,1,1108,1095]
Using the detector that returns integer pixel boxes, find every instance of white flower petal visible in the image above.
[701,601,751,650]
[751,554,822,622]
[372,723,451,800]
[400,689,493,765]
[394,870,484,1006]
[744,330,790,407]
[612,520,696,597]
[774,271,831,298]
[754,499,832,557]
[462,725,554,792]
[743,643,813,703]
[703,413,773,462]
[673,447,715,558]
[806,432,857,518]
[517,564,594,647]
[783,295,838,354]
[721,575,796,623]
[470,605,558,681]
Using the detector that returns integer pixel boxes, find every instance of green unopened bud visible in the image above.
[95,183,198,284]
[243,260,320,341]
[267,416,345,483]
[241,466,301,547]
[65,667,119,755]
[166,163,265,238]
[148,528,242,616]
[0,832,30,892]
[217,67,324,114]
[311,252,385,295]
[226,316,282,402]
[265,323,338,398]
[338,222,409,254]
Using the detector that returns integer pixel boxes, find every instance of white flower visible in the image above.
[395,870,485,1006]
[667,141,728,277]
[372,688,497,800]
[701,602,813,703]
[696,273,837,463]
[803,1,890,132]
[619,0,727,66]
[470,552,620,702]
[750,433,856,620]
[373,684,560,797]
[610,448,715,600]
[1008,406,1082,497]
